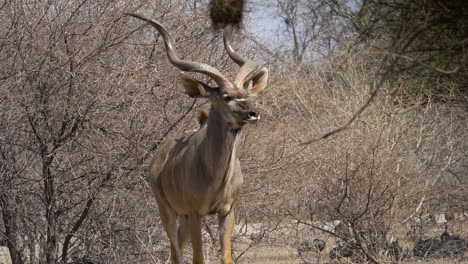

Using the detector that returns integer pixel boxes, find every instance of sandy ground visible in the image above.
[1,219,466,264]
[238,247,468,264]
[0,247,11,264]
[237,244,303,264]
[236,243,467,264]
[0,245,466,264]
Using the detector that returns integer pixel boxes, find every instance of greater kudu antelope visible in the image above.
[127,14,268,264]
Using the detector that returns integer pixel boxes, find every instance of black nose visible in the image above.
[248,112,258,118]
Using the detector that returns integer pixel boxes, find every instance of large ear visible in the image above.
[180,74,209,98]
[245,67,268,96]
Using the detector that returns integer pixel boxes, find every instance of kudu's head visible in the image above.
[128,13,268,128]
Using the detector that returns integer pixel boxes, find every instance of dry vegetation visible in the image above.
[0,0,466,264]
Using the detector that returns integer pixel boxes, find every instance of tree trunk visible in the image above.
[43,155,58,264]
[1,195,25,264]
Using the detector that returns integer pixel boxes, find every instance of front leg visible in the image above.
[188,214,204,264]
[218,209,235,264]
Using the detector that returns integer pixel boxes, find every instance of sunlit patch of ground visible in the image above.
[0,247,11,264]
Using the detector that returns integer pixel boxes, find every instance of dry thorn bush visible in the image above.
[240,44,467,263]
[1,1,466,264]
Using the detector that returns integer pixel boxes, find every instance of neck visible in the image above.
[203,107,242,173]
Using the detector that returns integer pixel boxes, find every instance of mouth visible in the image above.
[245,115,260,123]
[233,112,260,126]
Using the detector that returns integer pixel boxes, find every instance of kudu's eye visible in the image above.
[223,95,232,102]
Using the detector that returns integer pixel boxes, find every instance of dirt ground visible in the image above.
[0,247,11,264]
[236,243,467,264]
[0,219,466,264]
[237,244,303,264]
[239,247,468,264]
[231,220,468,264]
[0,244,467,264]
